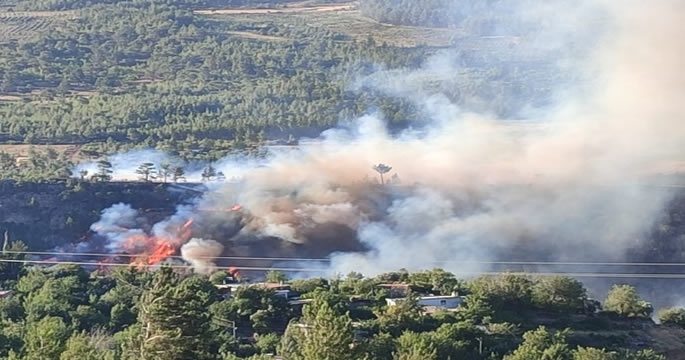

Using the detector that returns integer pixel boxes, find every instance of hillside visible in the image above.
[0,180,199,250]
[0,0,577,160]
[0,0,683,359]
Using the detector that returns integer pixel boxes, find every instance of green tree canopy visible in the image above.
[138,268,218,360]
[504,326,572,360]
[283,298,356,360]
[658,307,685,328]
[135,162,157,182]
[572,347,618,360]
[532,276,588,313]
[603,285,652,318]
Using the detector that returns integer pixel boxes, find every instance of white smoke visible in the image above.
[79,0,685,284]
[181,238,224,274]
[90,203,145,252]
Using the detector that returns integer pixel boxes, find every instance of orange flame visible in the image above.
[120,217,194,268]
[228,267,241,280]
[147,241,176,265]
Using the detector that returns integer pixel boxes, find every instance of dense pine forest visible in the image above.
[0,260,683,359]
[0,0,571,176]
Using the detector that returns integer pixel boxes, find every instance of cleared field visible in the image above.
[195,2,355,15]
[0,144,84,161]
[291,10,462,47]
[225,30,288,41]
[0,11,77,18]
[195,1,460,47]
[0,95,24,101]
[0,10,76,42]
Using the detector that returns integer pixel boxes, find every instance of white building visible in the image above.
[386,295,465,310]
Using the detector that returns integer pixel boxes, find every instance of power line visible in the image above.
[2,250,328,262]
[0,258,314,271]
[3,258,685,279]
[3,250,685,267]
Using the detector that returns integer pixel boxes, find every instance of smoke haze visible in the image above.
[83,0,684,301]
[181,238,224,275]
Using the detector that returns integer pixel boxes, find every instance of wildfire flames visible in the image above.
[72,203,247,272]
[125,218,194,268]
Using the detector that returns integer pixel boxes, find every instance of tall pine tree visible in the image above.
[138,268,217,360]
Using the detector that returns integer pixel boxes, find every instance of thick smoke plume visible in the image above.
[90,203,146,252]
[83,0,684,300]
[181,238,224,275]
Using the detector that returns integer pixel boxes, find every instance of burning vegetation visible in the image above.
[79,203,244,273]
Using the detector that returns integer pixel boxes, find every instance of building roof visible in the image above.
[215,282,291,291]
[256,282,291,290]
[378,283,410,288]
[386,295,464,302]
[418,295,464,300]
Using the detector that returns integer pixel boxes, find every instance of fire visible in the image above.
[228,267,241,281]
[147,241,175,265]
[121,217,195,268]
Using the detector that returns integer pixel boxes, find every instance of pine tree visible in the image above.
[172,166,186,182]
[201,164,217,182]
[138,268,217,360]
[298,299,356,360]
[159,163,172,183]
[135,162,157,182]
[372,163,392,185]
[95,160,114,182]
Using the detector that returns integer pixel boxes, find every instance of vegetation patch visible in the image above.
[0,10,74,42]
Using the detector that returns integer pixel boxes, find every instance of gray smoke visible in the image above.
[180,238,224,275]
[79,0,685,293]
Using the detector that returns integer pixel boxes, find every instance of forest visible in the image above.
[358,0,574,32]
[0,256,684,359]
[0,0,569,170]
[6,0,322,11]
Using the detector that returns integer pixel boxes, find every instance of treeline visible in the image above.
[0,148,73,181]
[360,0,466,28]
[0,260,681,359]
[359,0,575,34]
[6,0,329,11]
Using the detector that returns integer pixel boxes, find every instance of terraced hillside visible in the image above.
[0,10,75,42]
